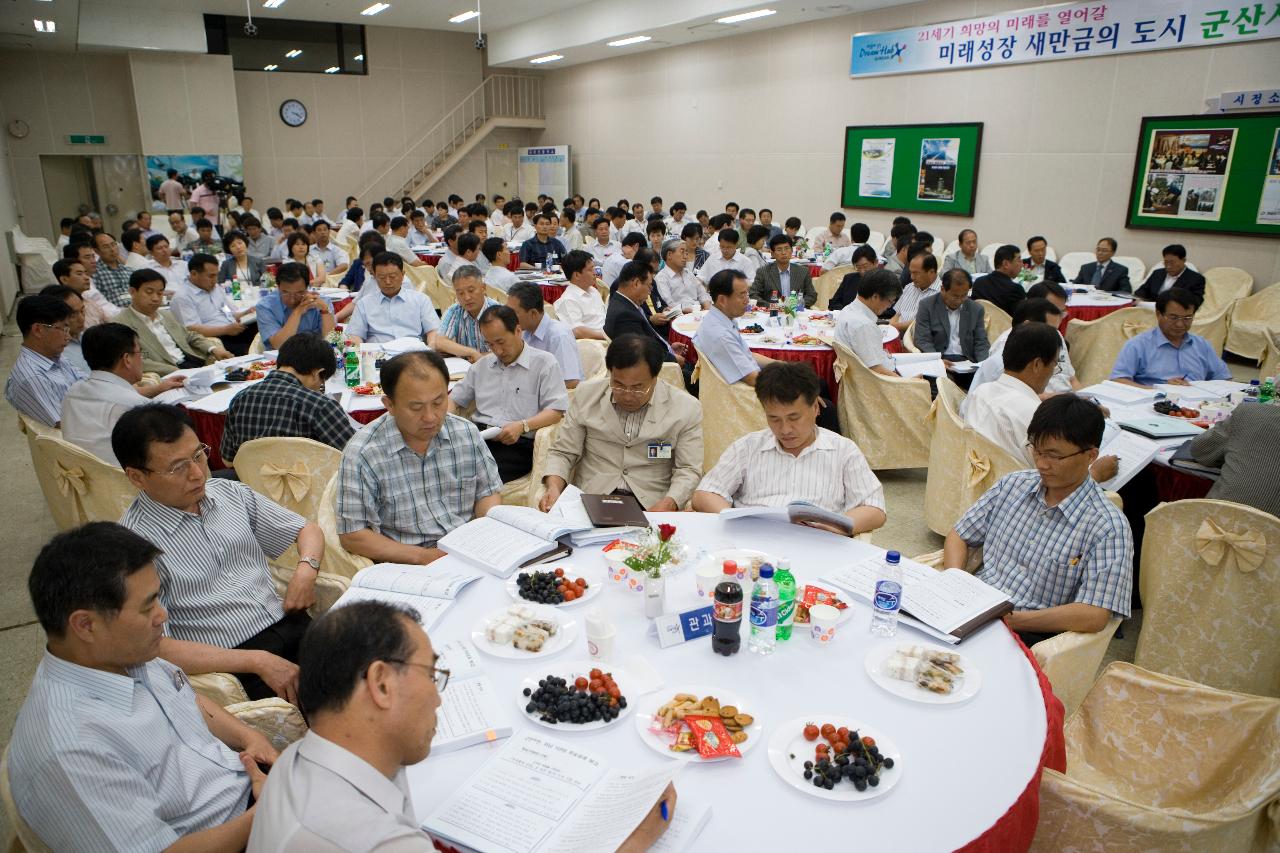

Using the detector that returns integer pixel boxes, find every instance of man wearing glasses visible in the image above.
[116,404,326,703]
[540,335,703,514]
[1110,288,1229,388]
[5,294,87,427]
[944,394,1134,645]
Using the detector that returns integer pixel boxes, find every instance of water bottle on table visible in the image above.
[712,560,743,656]
[869,550,903,637]
[748,564,779,655]
[775,560,796,641]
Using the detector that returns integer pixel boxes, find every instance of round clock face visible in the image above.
[7,119,30,139]
[279,99,307,127]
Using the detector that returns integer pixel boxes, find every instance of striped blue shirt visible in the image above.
[336,413,502,547]
[120,479,305,647]
[4,346,87,427]
[9,653,249,852]
[438,298,499,353]
[954,470,1133,617]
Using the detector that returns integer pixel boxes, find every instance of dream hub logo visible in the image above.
[858,41,906,63]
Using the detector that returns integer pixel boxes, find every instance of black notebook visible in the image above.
[581,493,650,528]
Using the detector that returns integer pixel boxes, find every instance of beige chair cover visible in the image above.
[1064,307,1158,387]
[529,423,564,509]
[2,746,53,853]
[576,339,607,378]
[658,361,684,391]
[832,341,931,470]
[1032,662,1280,853]
[407,264,454,313]
[1135,499,1280,697]
[29,434,138,532]
[813,265,852,311]
[234,437,344,573]
[227,698,308,752]
[902,320,920,353]
[1203,267,1254,315]
[1191,300,1232,355]
[189,671,251,706]
[485,284,506,302]
[268,563,350,620]
[693,358,767,472]
[974,299,1012,342]
[1261,326,1280,382]
[248,332,264,354]
[924,377,970,536]
[1032,616,1122,719]
[318,472,373,579]
[1226,282,1280,361]
[960,423,1029,508]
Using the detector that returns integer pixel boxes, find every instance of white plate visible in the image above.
[518,663,634,731]
[505,567,603,608]
[471,605,577,660]
[767,715,902,802]
[633,686,763,763]
[863,641,982,705]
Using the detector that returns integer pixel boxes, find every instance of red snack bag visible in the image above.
[794,585,847,624]
[683,715,742,759]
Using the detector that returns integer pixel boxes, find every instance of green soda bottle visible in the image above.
[775,560,797,641]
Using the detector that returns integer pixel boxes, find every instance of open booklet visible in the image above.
[428,639,514,754]
[328,560,484,631]
[1095,430,1161,492]
[823,553,1012,644]
[439,506,583,577]
[422,731,709,853]
[889,352,977,378]
[550,485,647,546]
[720,501,853,537]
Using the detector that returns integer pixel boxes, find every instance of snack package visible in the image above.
[683,715,742,759]
[794,585,848,624]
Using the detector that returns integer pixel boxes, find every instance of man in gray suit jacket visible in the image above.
[115,269,232,375]
[914,268,990,363]
[749,235,817,307]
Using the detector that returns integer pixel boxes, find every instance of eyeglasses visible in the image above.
[1025,442,1093,462]
[1161,313,1195,325]
[609,382,654,398]
[380,659,450,691]
[146,443,211,477]
[36,322,72,336]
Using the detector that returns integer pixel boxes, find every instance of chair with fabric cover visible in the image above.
[658,361,684,391]
[543,301,558,321]
[979,242,1003,269]
[29,434,137,531]
[1063,307,1158,387]
[924,377,969,536]
[189,672,250,706]
[233,437,344,573]
[1112,255,1146,284]
[1260,326,1280,381]
[813,265,852,311]
[1226,282,1280,361]
[1202,267,1254,316]
[594,279,610,303]
[576,339,607,378]
[1134,499,1279,697]
[693,358,766,472]
[1031,662,1280,853]
[1032,616,1122,719]
[941,239,960,259]
[408,264,454,313]
[1190,300,1232,355]
[528,423,564,510]
[960,427,1028,509]
[226,698,308,752]
[2,746,53,853]
[974,299,1012,343]
[268,563,350,619]
[248,332,264,354]
[485,284,506,302]
[805,226,827,245]
[865,231,885,254]
[1057,251,1092,283]
[832,341,931,470]
[902,320,920,353]
[317,472,374,579]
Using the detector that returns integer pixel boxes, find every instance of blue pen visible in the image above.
[660,800,669,822]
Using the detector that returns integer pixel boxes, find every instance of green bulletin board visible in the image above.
[839,122,983,217]
[1126,112,1280,238]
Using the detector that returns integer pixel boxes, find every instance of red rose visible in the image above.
[657,523,676,542]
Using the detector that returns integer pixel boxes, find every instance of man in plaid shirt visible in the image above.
[91,232,135,307]
[221,333,355,464]
[944,394,1133,646]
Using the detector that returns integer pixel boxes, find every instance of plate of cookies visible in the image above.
[633,687,763,762]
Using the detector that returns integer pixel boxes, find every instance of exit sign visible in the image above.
[67,134,106,144]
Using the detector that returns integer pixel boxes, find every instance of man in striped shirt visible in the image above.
[434,266,499,363]
[692,361,886,536]
[337,350,502,566]
[4,294,87,427]
[116,404,327,702]
[944,394,1134,645]
[11,523,274,852]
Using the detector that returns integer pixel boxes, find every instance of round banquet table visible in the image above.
[668,310,900,392]
[185,405,383,471]
[406,513,1062,852]
[540,282,567,304]
[1059,290,1135,332]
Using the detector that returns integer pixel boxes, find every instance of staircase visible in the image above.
[361,74,545,202]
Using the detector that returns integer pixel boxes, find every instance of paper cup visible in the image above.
[695,563,722,598]
[809,604,840,646]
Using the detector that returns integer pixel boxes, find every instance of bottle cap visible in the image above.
[886,550,901,564]
[759,564,774,578]
[722,560,738,575]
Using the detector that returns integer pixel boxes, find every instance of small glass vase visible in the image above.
[643,574,666,618]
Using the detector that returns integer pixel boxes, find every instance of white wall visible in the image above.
[536,0,1280,288]
[0,134,22,314]
[130,53,242,156]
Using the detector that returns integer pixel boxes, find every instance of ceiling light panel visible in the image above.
[530,54,564,64]
[607,35,651,47]
[449,10,479,23]
[361,3,390,15]
[716,8,776,23]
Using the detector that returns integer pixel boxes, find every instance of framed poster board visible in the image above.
[839,122,983,216]
[1126,112,1280,238]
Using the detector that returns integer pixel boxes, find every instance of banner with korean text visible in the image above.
[850,1,1280,77]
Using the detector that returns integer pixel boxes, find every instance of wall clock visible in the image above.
[6,119,30,139]
[279,99,307,127]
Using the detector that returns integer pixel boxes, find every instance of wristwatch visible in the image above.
[298,556,321,571]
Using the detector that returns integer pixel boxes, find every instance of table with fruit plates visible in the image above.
[668,308,901,393]
[406,512,1061,852]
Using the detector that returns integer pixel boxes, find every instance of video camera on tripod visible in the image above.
[184,169,247,211]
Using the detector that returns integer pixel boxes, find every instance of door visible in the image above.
[90,155,150,236]
[40,155,96,236]
[486,148,517,201]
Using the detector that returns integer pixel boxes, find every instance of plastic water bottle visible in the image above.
[870,551,903,637]
[748,564,779,655]
[343,344,361,388]
[774,560,796,642]
[712,560,743,656]
[1247,379,1261,398]
[1260,376,1275,404]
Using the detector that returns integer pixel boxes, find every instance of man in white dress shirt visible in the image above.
[966,296,1079,401]
[655,241,710,313]
[346,253,441,346]
[385,216,427,266]
[170,253,258,356]
[696,228,755,286]
[693,269,774,386]
[336,207,363,245]
[692,361,886,536]
[587,217,620,265]
[308,221,350,276]
[143,235,189,291]
[507,283,584,388]
[61,323,184,465]
[555,249,607,340]
[481,237,520,293]
[502,205,535,243]
[602,232,647,286]
[834,268,902,376]
[407,209,434,248]
[889,251,941,333]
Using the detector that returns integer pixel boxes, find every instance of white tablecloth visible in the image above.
[1066,286,1135,308]
[669,310,897,352]
[407,513,1047,850]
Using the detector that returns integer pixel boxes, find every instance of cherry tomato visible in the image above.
[575,578,587,587]
[554,567,565,577]
[607,685,621,699]
[820,723,836,738]
[590,668,603,680]
[574,677,588,690]
[837,726,849,740]
[802,723,820,741]
[589,679,602,692]
[862,736,876,747]
[834,740,848,755]
[815,743,830,755]
[561,588,576,601]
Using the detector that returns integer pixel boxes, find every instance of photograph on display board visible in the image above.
[1257,129,1280,225]
[858,138,896,198]
[1140,129,1235,220]
[917,138,959,202]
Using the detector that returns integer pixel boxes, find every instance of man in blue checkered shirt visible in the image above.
[944,394,1133,645]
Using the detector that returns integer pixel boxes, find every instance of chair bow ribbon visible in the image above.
[54,460,87,497]
[1121,322,1149,338]
[965,449,992,489]
[260,461,311,503]
[1195,518,1267,573]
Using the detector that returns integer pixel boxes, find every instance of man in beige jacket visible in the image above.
[114,268,232,375]
[540,334,702,512]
